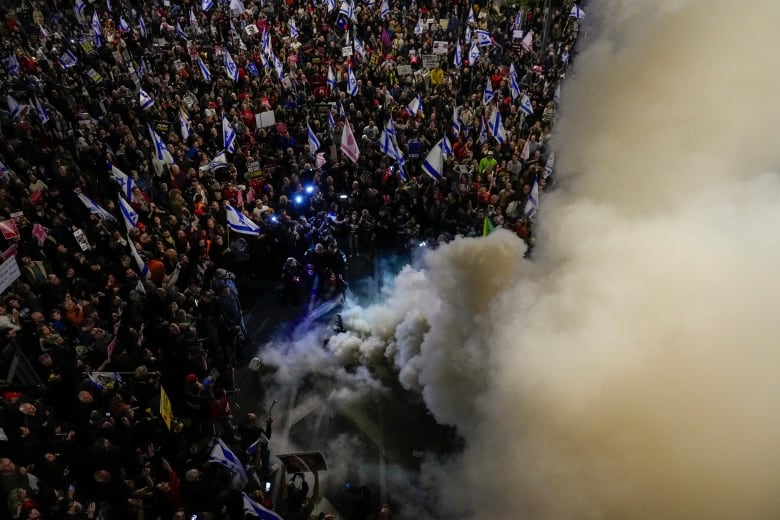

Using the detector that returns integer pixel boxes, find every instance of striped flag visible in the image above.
[519,93,533,116]
[380,0,390,19]
[307,121,321,156]
[225,204,260,235]
[92,11,102,35]
[138,16,148,38]
[544,152,554,178]
[453,41,462,68]
[468,41,480,64]
[524,177,539,218]
[110,164,134,199]
[202,0,214,11]
[272,53,284,79]
[223,115,236,153]
[6,95,21,120]
[33,96,49,124]
[148,125,175,164]
[406,95,423,116]
[289,18,299,39]
[197,57,212,82]
[327,65,336,91]
[179,107,192,140]
[176,22,189,39]
[466,6,475,26]
[509,63,521,100]
[328,111,336,130]
[224,50,239,82]
[482,78,494,105]
[439,135,453,156]
[127,236,149,278]
[139,89,154,110]
[5,53,19,76]
[487,106,506,144]
[190,8,198,28]
[570,5,586,19]
[242,493,283,520]
[210,438,249,490]
[422,142,444,181]
[451,106,461,135]
[118,195,139,231]
[476,29,492,47]
[74,191,116,221]
[118,16,131,32]
[59,50,78,69]
[346,65,359,96]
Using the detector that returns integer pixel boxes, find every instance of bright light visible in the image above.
[294,195,304,204]
[305,185,315,194]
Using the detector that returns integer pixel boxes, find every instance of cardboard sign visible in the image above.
[341,45,353,57]
[257,111,276,128]
[244,24,259,36]
[277,452,327,473]
[0,256,20,295]
[396,64,413,75]
[73,229,91,251]
[421,54,439,68]
[160,386,172,430]
[0,220,19,241]
[513,29,523,39]
[433,41,449,55]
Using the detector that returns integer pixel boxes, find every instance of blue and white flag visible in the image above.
[74,191,116,221]
[0,161,10,178]
[179,107,191,140]
[110,164,134,199]
[477,116,488,144]
[488,106,506,144]
[451,106,461,135]
[246,62,258,76]
[197,57,212,82]
[544,151,554,178]
[482,78,494,105]
[6,95,21,120]
[225,204,260,236]
[468,41,480,64]
[353,35,366,58]
[307,121,321,156]
[92,10,102,35]
[465,25,471,44]
[422,142,444,181]
[189,8,199,28]
[224,50,239,82]
[138,16,148,38]
[75,0,86,20]
[209,150,228,171]
[127,236,149,279]
[34,96,49,125]
[406,94,422,116]
[176,22,189,40]
[524,177,539,218]
[339,0,357,22]
[453,41,462,68]
[513,9,524,29]
[272,54,284,79]
[339,101,345,117]
[380,0,390,19]
[346,65,359,96]
[379,117,400,159]
[439,135,453,156]
[327,0,336,13]
[289,18,299,39]
[223,115,236,153]
[327,65,336,91]
[242,493,283,520]
[476,29,492,47]
[93,27,102,48]
[106,0,113,13]
[466,6,475,26]
[59,49,78,69]
[118,195,139,231]
[118,16,131,32]
[328,111,336,130]
[139,89,154,110]
[570,5,586,19]
[509,63,521,100]
[519,93,533,116]
[203,0,214,11]
[5,53,19,76]
[229,0,245,17]
[148,125,175,164]
[261,30,271,56]
[136,57,148,80]
[414,18,424,35]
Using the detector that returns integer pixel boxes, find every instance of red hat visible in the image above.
[186,374,197,384]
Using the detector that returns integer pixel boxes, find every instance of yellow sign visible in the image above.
[160,386,172,430]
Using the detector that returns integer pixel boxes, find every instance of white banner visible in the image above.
[0,256,20,295]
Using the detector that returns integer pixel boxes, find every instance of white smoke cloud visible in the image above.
[256,1,780,517]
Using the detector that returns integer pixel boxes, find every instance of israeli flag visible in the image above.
[119,16,131,32]
[176,22,189,39]
[346,66,359,96]
[179,108,191,140]
[59,49,78,69]
[453,41,462,68]
[339,0,356,22]
[466,6,475,26]
[223,115,236,153]
[328,111,336,130]
[198,57,212,82]
[110,164,134,199]
[406,94,422,117]
[139,89,154,110]
[307,121,321,156]
[202,0,214,11]
[7,95,21,120]
[242,492,283,520]
[379,118,400,158]
[224,50,239,82]
[75,0,86,20]
[138,16,148,38]
[209,150,228,171]
[465,25,471,44]
[524,177,539,219]
[127,236,149,278]
[439,135,453,156]
[272,54,284,79]
[92,10,102,35]
[5,53,19,76]
[246,62,258,76]
[74,191,116,221]
[519,93,533,116]
[509,63,521,100]
[136,57,148,80]
[414,19,424,35]
[261,30,271,56]
[477,116,488,144]
[229,0,245,17]
[189,8,199,28]
[513,9,524,29]
[544,152,555,178]
[468,41,480,64]
[380,0,389,19]
[476,29,492,47]
[93,27,102,48]
[289,18,299,39]
[118,196,139,231]
[354,35,366,58]
[488,107,506,144]
[34,96,49,125]
[327,0,336,13]
[148,125,175,164]
[422,142,444,181]
[570,5,586,19]
[451,106,461,135]
[327,65,336,91]
[225,204,260,236]
[106,0,113,13]
[482,78,494,106]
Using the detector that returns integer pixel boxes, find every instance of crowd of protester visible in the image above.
[0,0,582,517]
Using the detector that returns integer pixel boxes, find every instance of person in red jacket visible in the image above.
[155,458,183,516]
